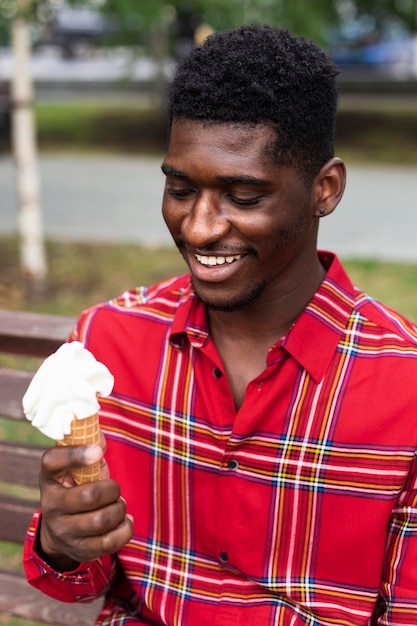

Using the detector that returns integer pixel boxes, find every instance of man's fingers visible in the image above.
[41,505,134,564]
[64,514,134,563]
[41,478,121,517]
[41,444,103,482]
[38,442,133,564]
[73,492,127,538]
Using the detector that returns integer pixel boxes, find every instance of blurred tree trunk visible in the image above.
[11,1,47,298]
[148,20,169,105]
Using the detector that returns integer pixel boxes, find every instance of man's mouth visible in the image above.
[195,254,243,267]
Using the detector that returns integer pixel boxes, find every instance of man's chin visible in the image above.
[193,282,267,313]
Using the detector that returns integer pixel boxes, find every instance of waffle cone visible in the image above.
[57,413,100,484]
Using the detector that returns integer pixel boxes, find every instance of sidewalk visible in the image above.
[1,153,417,262]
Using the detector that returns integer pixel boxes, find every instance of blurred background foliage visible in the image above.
[1,0,417,52]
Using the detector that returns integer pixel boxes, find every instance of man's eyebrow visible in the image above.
[161,164,187,177]
[161,165,272,187]
[217,174,272,186]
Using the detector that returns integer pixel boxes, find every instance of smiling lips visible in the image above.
[195,254,243,267]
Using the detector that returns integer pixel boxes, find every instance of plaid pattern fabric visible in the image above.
[24,253,417,625]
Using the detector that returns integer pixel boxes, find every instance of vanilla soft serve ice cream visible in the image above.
[22,341,114,441]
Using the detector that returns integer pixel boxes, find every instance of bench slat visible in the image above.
[0,570,102,625]
[0,310,75,357]
[0,368,33,419]
[0,496,40,544]
[0,440,45,487]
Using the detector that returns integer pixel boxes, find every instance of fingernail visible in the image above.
[126,514,134,524]
[84,445,102,463]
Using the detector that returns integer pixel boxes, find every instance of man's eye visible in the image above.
[167,188,193,198]
[228,195,262,206]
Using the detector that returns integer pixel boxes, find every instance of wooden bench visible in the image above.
[0,310,103,625]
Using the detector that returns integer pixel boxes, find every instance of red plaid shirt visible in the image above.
[24,252,417,625]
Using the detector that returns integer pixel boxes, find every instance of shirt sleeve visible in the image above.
[23,509,114,603]
[375,453,417,624]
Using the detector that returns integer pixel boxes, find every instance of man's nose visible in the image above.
[182,192,230,247]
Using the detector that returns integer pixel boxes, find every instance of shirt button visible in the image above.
[219,551,229,564]
[213,367,222,378]
[227,459,239,470]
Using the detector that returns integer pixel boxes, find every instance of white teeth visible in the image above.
[195,254,242,266]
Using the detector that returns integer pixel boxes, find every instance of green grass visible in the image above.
[34,98,169,156]
[0,236,187,315]
[343,259,417,323]
[337,94,417,164]
[0,539,28,573]
[0,616,44,626]
[335,108,417,165]
[0,416,49,445]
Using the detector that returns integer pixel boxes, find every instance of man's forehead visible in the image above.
[170,117,271,134]
[166,118,283,172]
[168,118,276,150]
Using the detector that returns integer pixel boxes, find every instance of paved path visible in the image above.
[1,154,417,261]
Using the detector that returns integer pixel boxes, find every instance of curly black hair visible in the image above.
[168,24,339,185]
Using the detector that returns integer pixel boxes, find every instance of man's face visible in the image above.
[161,119,319,312]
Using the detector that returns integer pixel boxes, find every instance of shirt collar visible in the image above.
[170,278,210,350]
[169,252,356,382]
[281,251,356,382]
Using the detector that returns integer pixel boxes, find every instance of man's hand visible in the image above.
[38,440,134,571]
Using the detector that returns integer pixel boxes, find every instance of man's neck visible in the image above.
[208,256,326,342]
[206,257,327,411]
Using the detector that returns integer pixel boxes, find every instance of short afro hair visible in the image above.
[168,24,339,184]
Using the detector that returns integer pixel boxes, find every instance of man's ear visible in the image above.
[312,158,346,218]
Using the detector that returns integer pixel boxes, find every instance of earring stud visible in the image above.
[318,207,326,216]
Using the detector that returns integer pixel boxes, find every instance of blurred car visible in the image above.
[329,18,416,78]
[333,38,414,72]
[39,5,116,59]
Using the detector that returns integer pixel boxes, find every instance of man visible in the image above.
[23,24,417,625]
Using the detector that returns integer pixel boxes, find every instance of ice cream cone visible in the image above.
[57,413,100,484]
